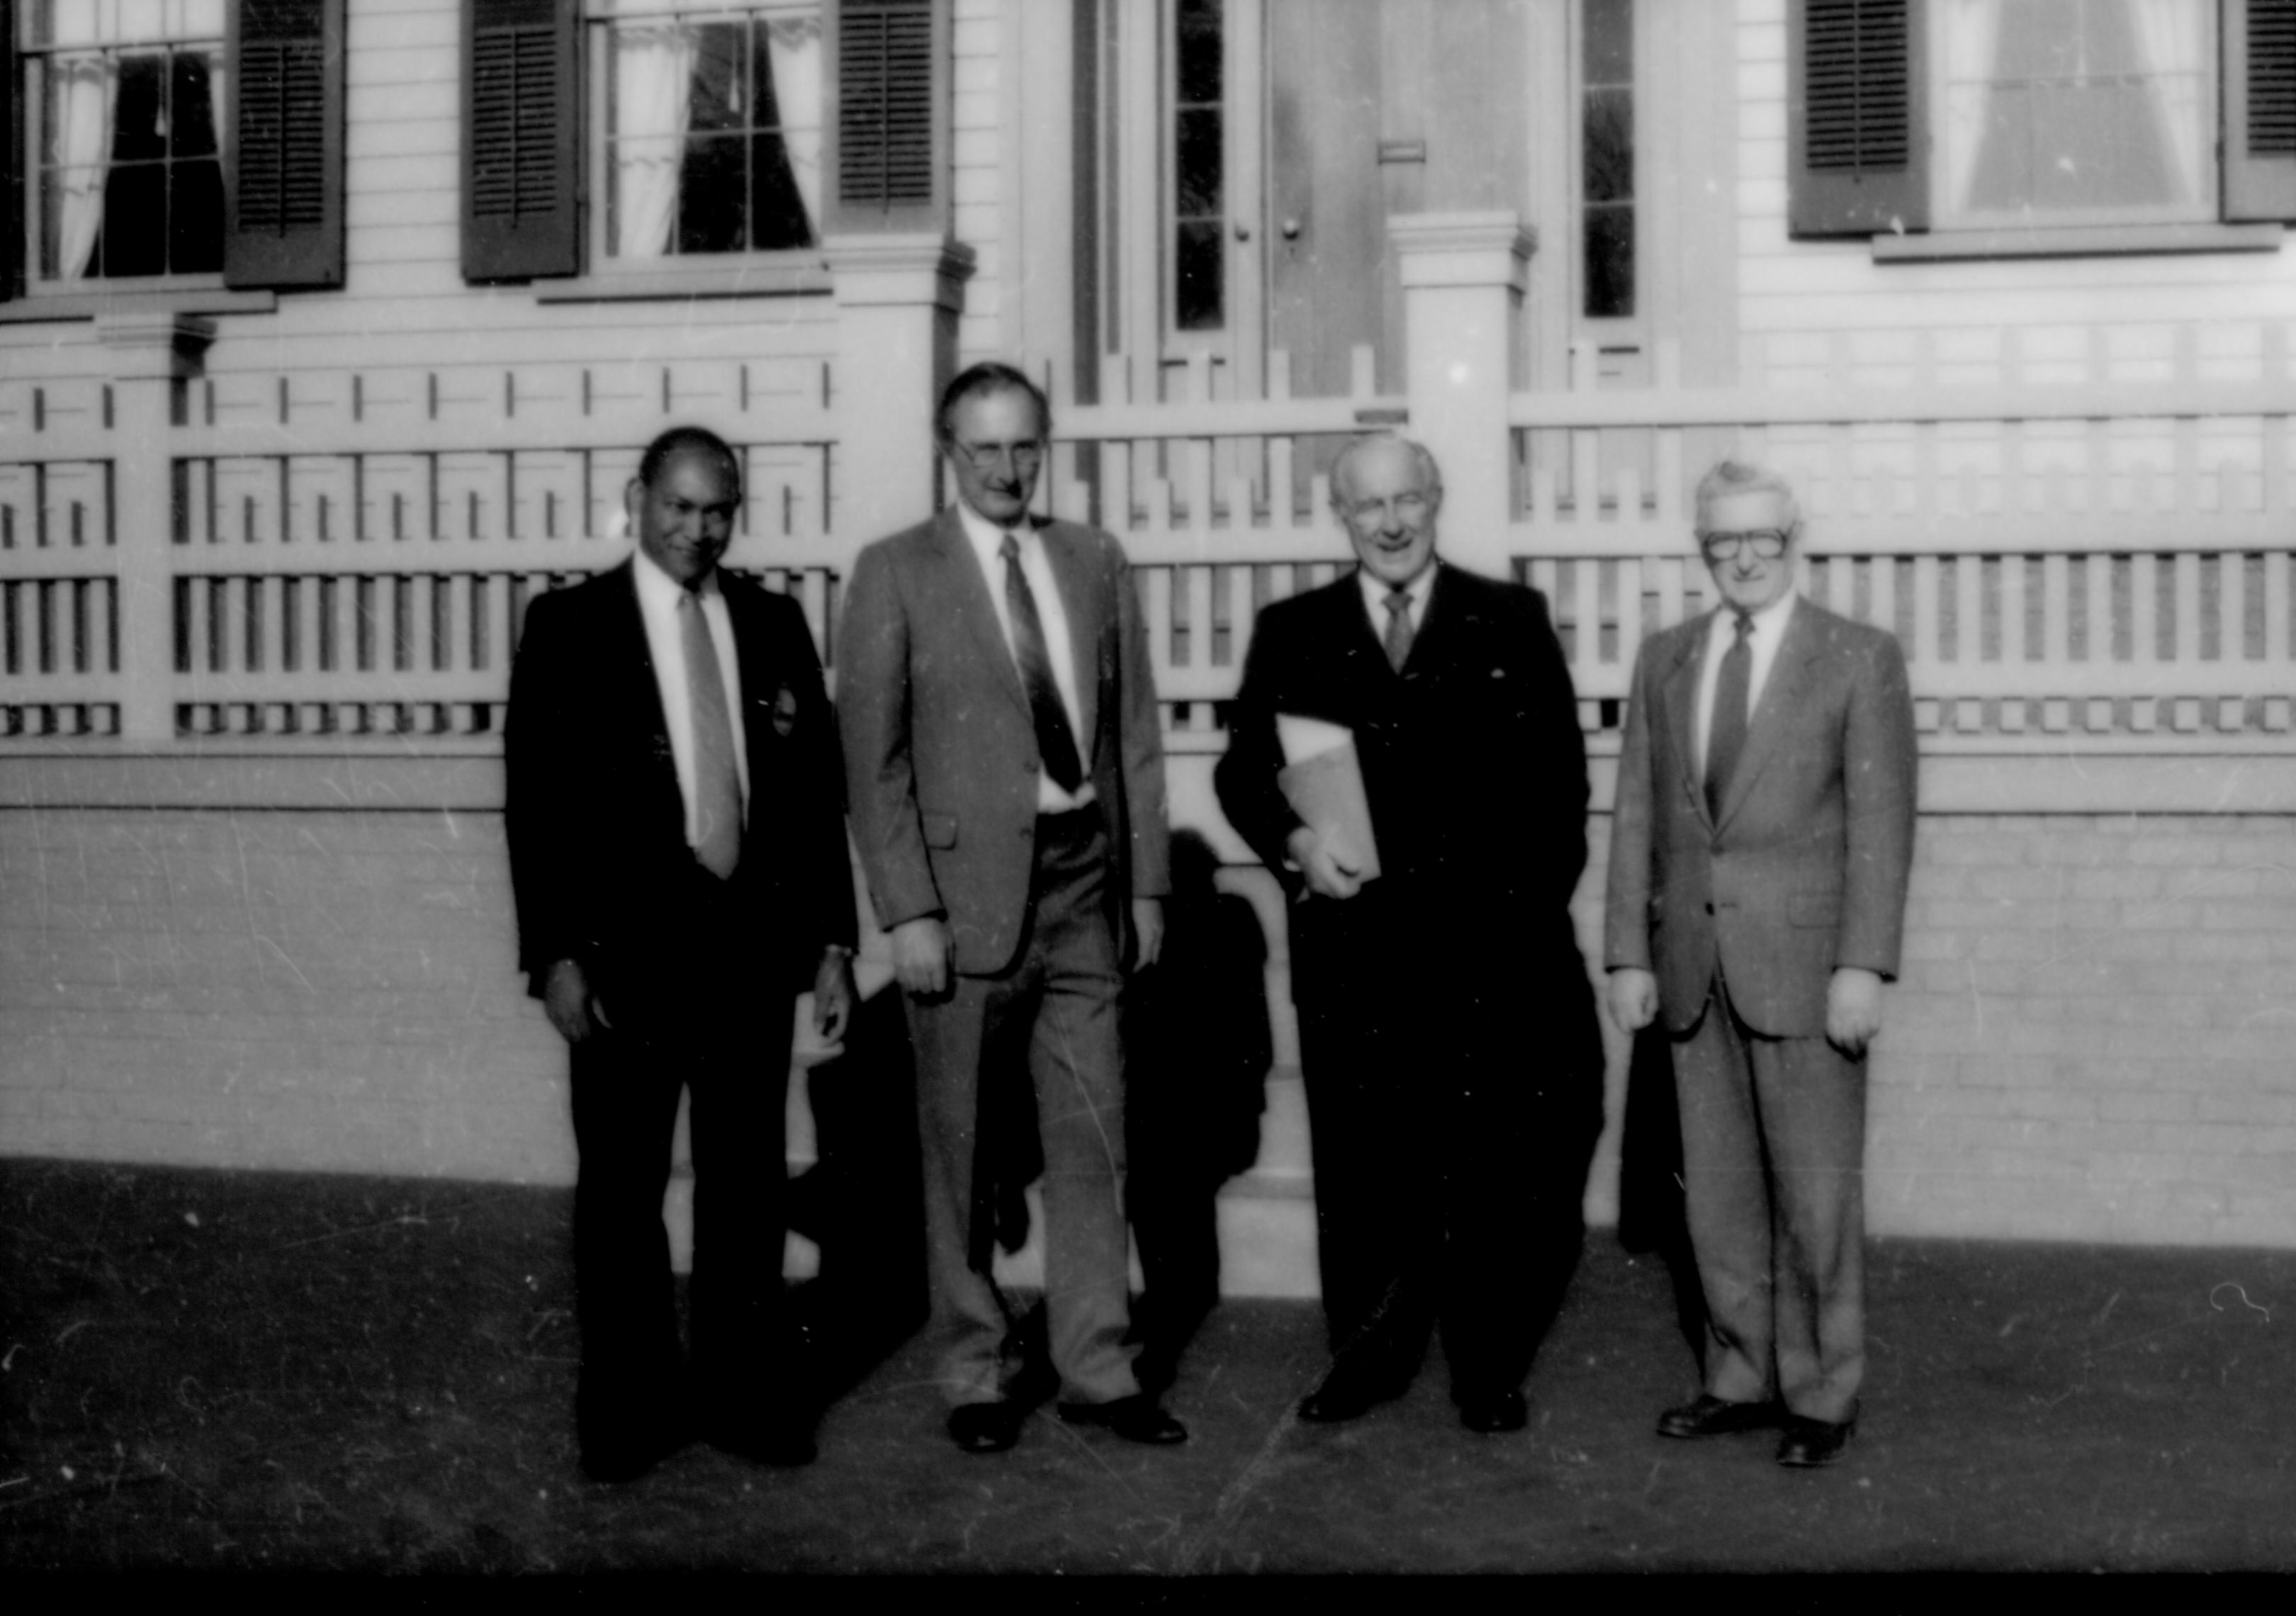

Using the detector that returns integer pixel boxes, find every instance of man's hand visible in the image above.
[813,948,857,1045]
[1826,967,1886,1057]
[1130,897,1165,972]
[541,958,598,1045]
[1285,826,1364,901]
[1607,967,1658,1034]
[890,916,952,998]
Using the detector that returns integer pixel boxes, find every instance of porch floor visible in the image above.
[2,1157,2290,1576]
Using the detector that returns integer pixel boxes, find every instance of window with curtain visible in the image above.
[592,0,823,262]
[1933,0,2215,228]
[19,0,227,283]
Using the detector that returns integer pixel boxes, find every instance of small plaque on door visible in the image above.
[1376,139,1427,166]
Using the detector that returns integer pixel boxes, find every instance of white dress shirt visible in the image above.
[1357,562,1436,644]
[957,501,1093,812]
[1694,590,1798,778]
[631,546,750,847]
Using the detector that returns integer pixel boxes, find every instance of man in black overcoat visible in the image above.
[1215,434,1603,1434]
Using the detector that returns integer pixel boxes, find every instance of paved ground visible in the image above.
[3,1157,2291,1575]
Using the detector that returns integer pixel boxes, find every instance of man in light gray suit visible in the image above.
[1605,459,1917,1469]
[837,362,1180,1455]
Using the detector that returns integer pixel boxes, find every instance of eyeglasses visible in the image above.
[951,439,1045,473]
[1697,529,1791,561]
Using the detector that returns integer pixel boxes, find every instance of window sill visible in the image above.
[1871,222,2285,264]
[531,261,833,303]
[0,286,280,325]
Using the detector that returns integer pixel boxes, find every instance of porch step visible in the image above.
[664,1064,1322,1299]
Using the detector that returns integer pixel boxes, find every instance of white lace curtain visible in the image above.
[1937,0,2212,222]
[612,11,822,259]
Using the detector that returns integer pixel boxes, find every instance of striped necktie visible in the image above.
[1001,533,1085,794]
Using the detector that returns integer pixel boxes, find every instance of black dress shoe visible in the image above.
[1776,1416,1855,1469]
[1457,1389,1529,1435]
[1056,1395,1188,1445]
[1655,1393,1784,1440]
[947,1401,1026,1454]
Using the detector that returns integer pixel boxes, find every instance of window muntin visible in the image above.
[1932,0,2217,229]
[590,0,823,263]
[21,0,227,284]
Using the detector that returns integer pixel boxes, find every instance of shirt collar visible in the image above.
[631,544,719,609]
[957,499,1034,568]
[1358,561,1437,619]
[1717,588,1796,640]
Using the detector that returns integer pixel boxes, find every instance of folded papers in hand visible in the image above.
[1275,714,1380,882]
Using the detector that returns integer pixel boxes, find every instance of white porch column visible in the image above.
[822,235,975,550]
[1389,213,1534,583]
[96,313,215,744]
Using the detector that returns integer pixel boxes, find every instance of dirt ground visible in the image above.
[3,1156,2292,1576]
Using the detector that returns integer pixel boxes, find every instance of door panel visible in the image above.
[1267,0,1389,398]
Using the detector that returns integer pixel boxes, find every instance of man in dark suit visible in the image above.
[836,362,1182,1454]
[1214,434,1603,1435]
[506,425,857,1483]
[1605,459,1918,1469]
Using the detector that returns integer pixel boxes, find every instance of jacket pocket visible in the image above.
[1789,890,1840,928]
[922,813,958,849]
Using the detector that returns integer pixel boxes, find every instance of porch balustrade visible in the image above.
[4,320,2290,760]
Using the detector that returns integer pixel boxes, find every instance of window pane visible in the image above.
[170,50,218,157]
[1176,0,1222,106]
[687,21,743,134]
[1583,0,1631,84]
[748,131,811,249]
[1175,219,1223,331]
[1937,0,2213,223]
[678,133,748,253]
[1583,86,1633,204]
[1583,204,1634,319]
[1175,106,1223,218]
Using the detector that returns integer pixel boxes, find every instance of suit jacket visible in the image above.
[505,559,857,1014]
[836,508,1171,977]
[1603,597,1918,1038]
[1215,563,1596,1056]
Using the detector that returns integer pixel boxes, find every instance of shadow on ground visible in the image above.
[1,1158,2290,1573]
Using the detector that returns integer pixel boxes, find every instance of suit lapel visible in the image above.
[1040,523,1102,755]
[928,507,1032,722]
[1716,599,1818,829]
[1660,614,1709,827]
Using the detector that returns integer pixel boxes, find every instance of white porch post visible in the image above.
[96,313,215,744]
[822,235,975,550]
[1389,213,1534,583]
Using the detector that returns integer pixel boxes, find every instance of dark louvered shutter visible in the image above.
[827,0,945,232]
[1,0,18,302]
[465,0,580,280]
[225,0,345,288]
[2227,0,2296,221]
[1789,0,1928,237]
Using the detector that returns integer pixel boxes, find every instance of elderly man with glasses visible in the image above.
[1604,459,1918,1469]
[838,361,1181,1456]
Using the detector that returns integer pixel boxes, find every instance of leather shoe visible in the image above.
[1056,1395,1188,1445]
[1776,1416,1855,1469]
[1297,1371,1411,1425]
[580,1424,688,1485]
[947,1401,1026,1454]
[1457,1389,1529,1435]
[1656,1394,1784,1440]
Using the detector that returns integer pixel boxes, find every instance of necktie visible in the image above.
[1383,588,1414,673]
[1001,534,1085,794]
[1704,611,1754,821]
[678,589,743,878]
